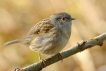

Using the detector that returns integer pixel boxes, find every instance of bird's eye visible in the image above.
[62,17,66,20]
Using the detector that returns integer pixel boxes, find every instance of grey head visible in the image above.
[50,12,75,28]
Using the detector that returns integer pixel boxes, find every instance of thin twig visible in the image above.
[15,32,106,71]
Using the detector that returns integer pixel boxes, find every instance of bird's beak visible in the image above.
[71,17,76,20]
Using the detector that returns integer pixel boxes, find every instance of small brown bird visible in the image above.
[3,12,75,61]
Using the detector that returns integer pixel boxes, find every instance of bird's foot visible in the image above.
[57,53,63,62]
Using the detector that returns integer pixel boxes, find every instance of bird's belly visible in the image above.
[29,33,69,55]
[44,37,68,55]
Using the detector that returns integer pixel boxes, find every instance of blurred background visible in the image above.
[0,0,106,71]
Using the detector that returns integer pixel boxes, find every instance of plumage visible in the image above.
[3,12,75,55]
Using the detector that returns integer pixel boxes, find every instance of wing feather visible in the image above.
[27,18,55,36]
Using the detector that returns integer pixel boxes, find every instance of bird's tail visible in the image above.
[3,39,21,47]
[3,36,32,47]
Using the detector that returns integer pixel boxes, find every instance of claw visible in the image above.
[38,53,46,67]
[57,53,63,62]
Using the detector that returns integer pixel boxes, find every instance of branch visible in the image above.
[15,32,106,71]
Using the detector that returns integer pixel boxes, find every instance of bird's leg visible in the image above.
[38,53,46,66]
[57,53,63,62]
[38,53,42,60]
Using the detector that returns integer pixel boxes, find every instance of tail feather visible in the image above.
[3,39,20,47]
[3,36,33,47]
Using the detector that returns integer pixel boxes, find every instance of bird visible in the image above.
[3,12,75,63]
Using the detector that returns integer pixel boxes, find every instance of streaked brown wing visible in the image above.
[27,18,55,36]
